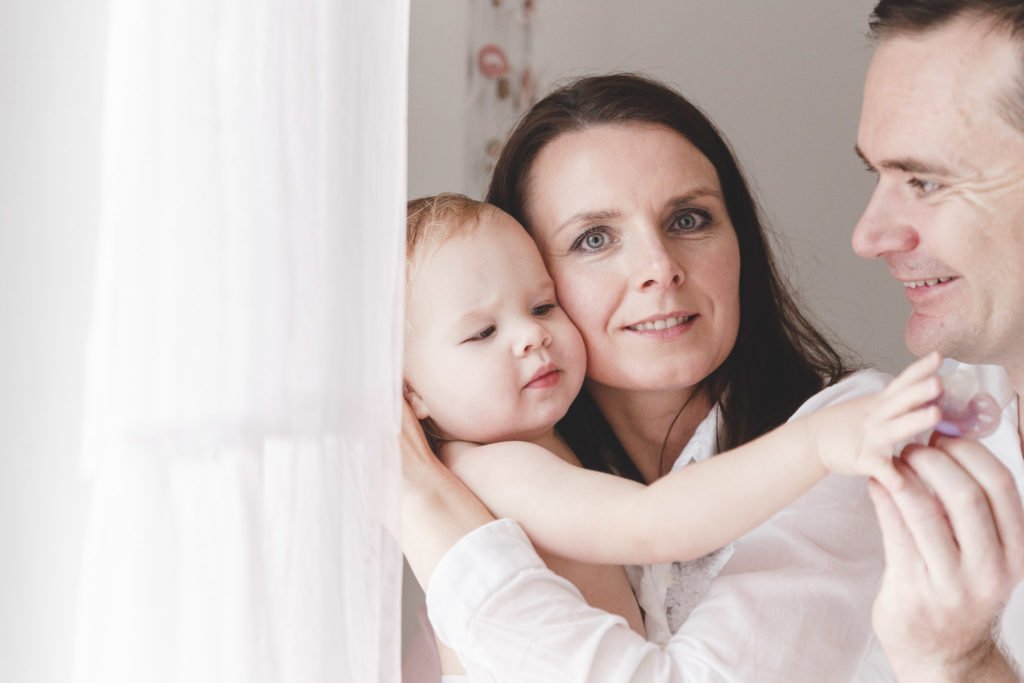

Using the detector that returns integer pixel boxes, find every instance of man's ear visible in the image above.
[403,381,431,420]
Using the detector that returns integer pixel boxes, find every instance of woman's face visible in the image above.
[525,123,741,394]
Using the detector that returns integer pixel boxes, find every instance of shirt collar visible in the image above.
[670,404,721,472]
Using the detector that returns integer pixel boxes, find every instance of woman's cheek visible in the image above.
[552,268,612,341]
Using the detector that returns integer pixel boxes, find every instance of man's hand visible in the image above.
[869,436,1024,682]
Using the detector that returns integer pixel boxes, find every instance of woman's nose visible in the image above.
[852,187,920,258]
[633,233,684,292]
[515,319,552,357]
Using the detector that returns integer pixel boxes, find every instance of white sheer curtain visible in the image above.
[75,2,407,681]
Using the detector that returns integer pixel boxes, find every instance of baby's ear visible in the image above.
[403,381,431,420]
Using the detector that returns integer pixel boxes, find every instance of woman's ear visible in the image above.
[403,381,431,420]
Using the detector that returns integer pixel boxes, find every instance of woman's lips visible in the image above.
[625,313,698,338]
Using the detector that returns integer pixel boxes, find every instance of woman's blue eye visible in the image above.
[572,227,610,252]
[671,209,711,232]
[531,303,555,317]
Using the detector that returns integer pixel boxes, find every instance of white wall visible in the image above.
[0,1,105,681]
[408,0,912,374]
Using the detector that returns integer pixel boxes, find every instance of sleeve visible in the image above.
[426,370,892,683]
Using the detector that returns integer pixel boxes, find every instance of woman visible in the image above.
[401,73,887,681]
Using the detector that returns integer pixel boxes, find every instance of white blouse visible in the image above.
[427,370,894,682]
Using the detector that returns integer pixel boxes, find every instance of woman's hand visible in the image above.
[399,400,495,589]
[400,398,443,494]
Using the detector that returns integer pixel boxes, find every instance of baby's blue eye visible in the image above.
[532,303,555,317]
[464,326,496,342]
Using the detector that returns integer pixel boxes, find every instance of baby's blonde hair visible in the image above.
[405,193,496,452]
[406,192,494,281]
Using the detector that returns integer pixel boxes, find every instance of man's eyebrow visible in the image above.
[854,144,953,175]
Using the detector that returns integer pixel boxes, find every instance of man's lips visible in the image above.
[899,275,959,304]
[525,364,560,389]
[901,275,957,289]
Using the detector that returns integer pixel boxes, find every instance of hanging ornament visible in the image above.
[478,44,510,79]
[465,0,538,194]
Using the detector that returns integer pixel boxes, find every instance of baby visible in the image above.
[403,193,942,679]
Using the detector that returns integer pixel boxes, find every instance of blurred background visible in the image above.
[1,1,909,680]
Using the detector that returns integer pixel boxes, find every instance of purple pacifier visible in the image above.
[934,367,1001,439]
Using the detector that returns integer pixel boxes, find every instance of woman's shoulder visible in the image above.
[787,368,893,421]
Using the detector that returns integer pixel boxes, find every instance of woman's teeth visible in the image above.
[903,276,954,289]
[628,315,693,331]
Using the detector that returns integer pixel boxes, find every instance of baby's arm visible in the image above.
[444,354,943,567]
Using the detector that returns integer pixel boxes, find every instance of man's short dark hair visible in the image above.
[870,1,1024,131]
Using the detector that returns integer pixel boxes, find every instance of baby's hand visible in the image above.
[820,353,944,489]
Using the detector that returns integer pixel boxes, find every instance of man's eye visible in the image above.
[531,303,555,317]
[464,326,496,342]
[909,178,942,195]
[670,209,711,233]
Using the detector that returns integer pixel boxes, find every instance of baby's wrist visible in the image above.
[798,413,831,475]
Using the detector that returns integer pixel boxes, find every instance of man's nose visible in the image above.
[852,187,920,258]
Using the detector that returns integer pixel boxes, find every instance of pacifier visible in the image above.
[934,367,1001,439]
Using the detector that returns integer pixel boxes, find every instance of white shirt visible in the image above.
[953,362,1024,664]
[427,370,891,682]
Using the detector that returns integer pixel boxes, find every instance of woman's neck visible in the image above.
[587,381,712,484]
[531,428,581,466]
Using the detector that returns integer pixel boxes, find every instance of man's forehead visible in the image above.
[859,21,1024,163]
[867,18,1019,115]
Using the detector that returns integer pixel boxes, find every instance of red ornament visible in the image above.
[478,44,510,79]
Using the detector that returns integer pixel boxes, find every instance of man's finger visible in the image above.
[903,444,1003,571]
[868,478,920,580]
[931,436,1024,576]
[884,451,962,584]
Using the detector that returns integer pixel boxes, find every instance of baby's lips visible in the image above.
[934,391,1001,439]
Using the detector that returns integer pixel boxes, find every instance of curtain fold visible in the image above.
[75,2,407,681]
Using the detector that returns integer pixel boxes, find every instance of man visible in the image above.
[853,1,1024,681]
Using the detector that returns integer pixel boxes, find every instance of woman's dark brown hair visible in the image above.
[487,73,850,481]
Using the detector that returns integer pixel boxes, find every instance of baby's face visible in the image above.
[405,211,586,444]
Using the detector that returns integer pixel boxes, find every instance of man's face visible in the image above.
[853,17,1024,371]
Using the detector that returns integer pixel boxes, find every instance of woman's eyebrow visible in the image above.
[554,209,620,237]
[667,188,723,206]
